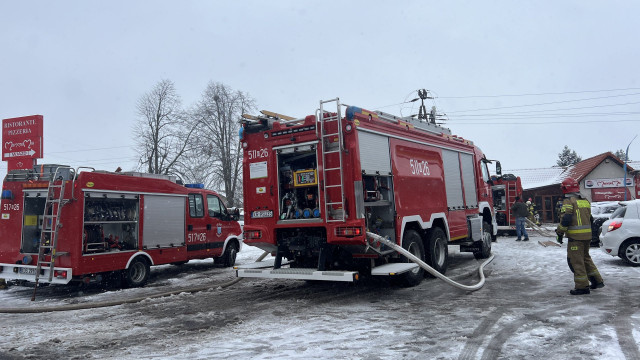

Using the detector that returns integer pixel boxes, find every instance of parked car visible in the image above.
[591,201,621,247]
[600,200,640,266]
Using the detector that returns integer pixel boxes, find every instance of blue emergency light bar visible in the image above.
[345,106,362,121]
[185,183,204,189]
[1,190,12,200]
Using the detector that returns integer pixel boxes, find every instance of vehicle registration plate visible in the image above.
[19,267,36,275]
[251,210,273,219]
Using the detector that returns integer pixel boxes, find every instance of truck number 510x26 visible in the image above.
[410,159,430,176]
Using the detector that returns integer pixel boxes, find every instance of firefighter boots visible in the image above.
[570,288,590,295]
[589,276,605,289]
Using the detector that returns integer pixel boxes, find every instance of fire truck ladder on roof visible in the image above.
[319,98,346,222]
[32,166,71,300]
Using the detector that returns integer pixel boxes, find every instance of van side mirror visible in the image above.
[228,207,240,221]
[496,161,502,176]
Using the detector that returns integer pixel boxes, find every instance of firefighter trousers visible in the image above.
[567,239,603,289]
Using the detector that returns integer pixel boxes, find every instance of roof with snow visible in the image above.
[502,167,566,190]
[505,152,635,190]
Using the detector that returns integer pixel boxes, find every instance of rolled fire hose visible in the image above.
[367,232,495,291]
[0,251,271,314]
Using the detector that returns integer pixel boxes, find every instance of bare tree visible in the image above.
[133,79,193,175]
[184,82,255,207]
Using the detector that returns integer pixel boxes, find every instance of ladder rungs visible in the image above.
[322,133,340,137]
[326,202,343,205]
[324,167,341,171]
[323,150,341,154]
[325,185,343,188]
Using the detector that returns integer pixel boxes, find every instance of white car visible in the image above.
[600,199,640,266]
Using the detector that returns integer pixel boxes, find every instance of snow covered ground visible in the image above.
[1,233,639,360]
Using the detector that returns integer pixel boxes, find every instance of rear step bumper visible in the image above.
[235,261,419,282]
[237,267,358,282]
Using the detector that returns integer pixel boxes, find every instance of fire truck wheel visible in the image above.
[122,257,150,288]
[399,230,425,287]
[216,241,239,268]
[425,227,448,276]
[473,222,493,260]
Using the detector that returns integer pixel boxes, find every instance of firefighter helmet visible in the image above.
[561,177,580,194]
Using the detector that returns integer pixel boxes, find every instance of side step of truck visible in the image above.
[235,261,419,282]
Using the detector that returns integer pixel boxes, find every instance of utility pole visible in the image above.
[623,135,637,201]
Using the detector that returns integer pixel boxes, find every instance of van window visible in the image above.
[207,195,226,218]
[188,194,204,218]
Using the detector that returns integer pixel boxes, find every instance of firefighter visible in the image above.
[555,177,604,295]
[526,199,540,225]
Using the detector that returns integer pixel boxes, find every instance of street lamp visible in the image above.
[623,135,637,201]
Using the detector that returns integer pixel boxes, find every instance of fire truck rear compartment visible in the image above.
[277,146,320,221]
[21,192,47,254]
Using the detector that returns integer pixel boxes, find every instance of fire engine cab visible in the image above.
[236,98,498,286]
[0,165,243,287]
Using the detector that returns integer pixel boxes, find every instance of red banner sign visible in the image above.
[2,115,43,170]
[591,188,632,202]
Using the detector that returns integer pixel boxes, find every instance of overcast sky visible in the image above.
[2,1,639,184]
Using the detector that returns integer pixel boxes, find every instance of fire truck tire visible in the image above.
[122,257,150,288]
[473,222,493,260]
[399,230,425,286]
[425,227,448,276]
[215,241,239,268]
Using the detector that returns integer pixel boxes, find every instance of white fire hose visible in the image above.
[367,232,495,291]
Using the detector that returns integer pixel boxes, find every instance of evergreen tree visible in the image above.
[556,145,582,166]
[613,149,631,162]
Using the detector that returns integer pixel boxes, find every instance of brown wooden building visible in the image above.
[506,152,637,224]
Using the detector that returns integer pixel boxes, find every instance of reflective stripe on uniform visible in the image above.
[577,200,590,208]
[567,225,591,235]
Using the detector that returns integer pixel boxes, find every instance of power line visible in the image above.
[371,88,640,117]
[446,92,640,114]
[451,101,640,117]
[448,112,640,121]
[46,145,133,154]
[452,118,640,125]
[437,87,640,99]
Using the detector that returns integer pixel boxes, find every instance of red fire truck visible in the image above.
[490,173,523,234]
[0,165,243,287]
[236,98,498,286]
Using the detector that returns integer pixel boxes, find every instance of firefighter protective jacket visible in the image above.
[556,195,592,241]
